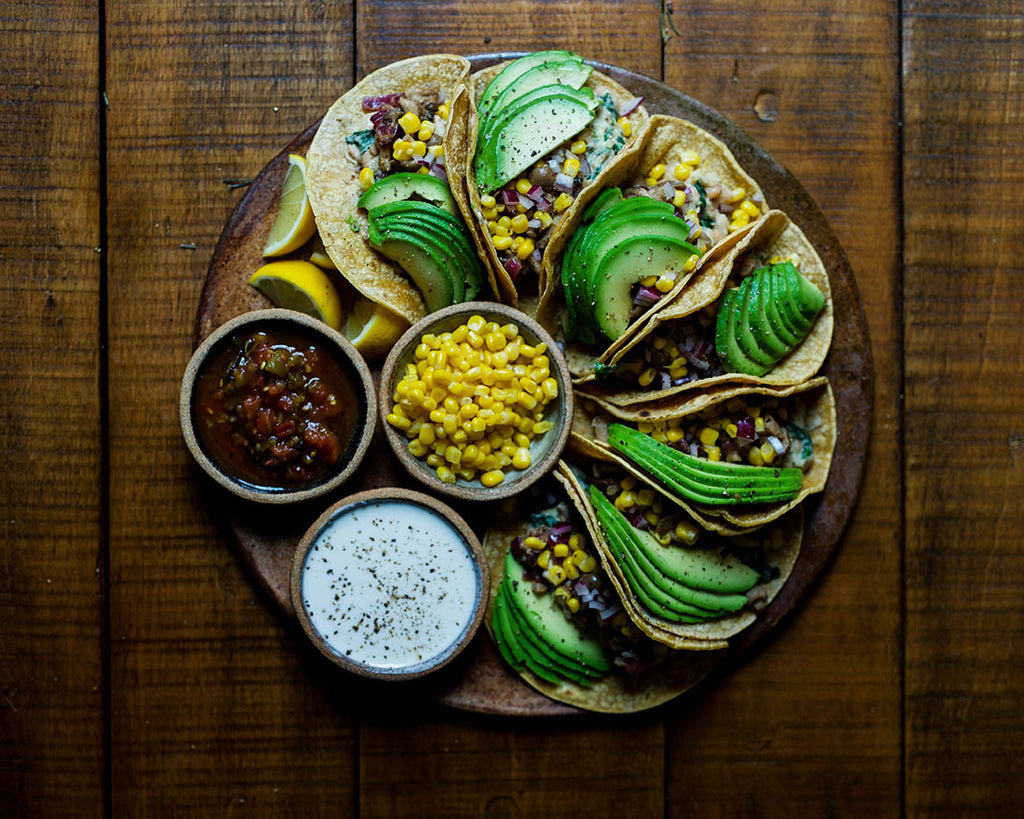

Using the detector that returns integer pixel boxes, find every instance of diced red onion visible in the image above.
[502,188,519,207]
[527,184,545,202]
[659,371,672,390]
[689,442,699,457]
[633,285,662,308]
[577,154,591,178]
[533,195,552,212]
[661,182,676,200]
[687,222,702,241]
[736,417,755,440]
[768,435,786,456]
[549,522,573,542]
[363,93,402,112]
[431,165,448,183]
[503,256,522,279]
[528,218,543,230]
[599,602,622,621]
[618,96,645,117]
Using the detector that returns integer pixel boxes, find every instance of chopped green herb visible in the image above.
[345,129,376,153]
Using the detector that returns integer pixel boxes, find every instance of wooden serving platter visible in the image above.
[192,56,872,717]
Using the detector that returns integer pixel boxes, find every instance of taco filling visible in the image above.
[477,92,634,284]
[492,501,669,686]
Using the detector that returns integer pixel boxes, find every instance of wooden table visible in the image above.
[3,1,1021,815]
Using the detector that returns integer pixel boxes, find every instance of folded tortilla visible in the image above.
[534,114,770,380]
[305,54,472,324]
[575,209,834,404]
[481,463,725,713]
[570,377,836,533]
[450,58,650,315]
[559,458,804,649]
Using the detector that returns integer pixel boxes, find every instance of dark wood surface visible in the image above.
[3,1,1021,816]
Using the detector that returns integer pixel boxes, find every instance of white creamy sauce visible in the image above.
[300,500,480,672]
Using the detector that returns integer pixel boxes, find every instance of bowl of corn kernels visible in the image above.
[379,302,573,502]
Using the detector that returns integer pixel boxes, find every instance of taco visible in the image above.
[574,209,834,403]
[570,377,836,533]
[450,51,650,313]
[558,457,803,649]
[305,55,487,325]
[534,114,770,379]
[483,462,725,712]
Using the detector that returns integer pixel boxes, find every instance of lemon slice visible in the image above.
[263,154,317,257]
[345,297,411,361]
[248,260,343,330]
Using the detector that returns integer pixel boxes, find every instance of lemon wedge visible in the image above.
[248,260,343,330]
[263,154,317,257]
[345,297,411,361]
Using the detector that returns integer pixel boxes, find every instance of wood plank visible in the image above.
[903,3,1024,815]
[103,1,358,813]
[0,2,105,816]
[663,1,903,814]
[352,5,666,816]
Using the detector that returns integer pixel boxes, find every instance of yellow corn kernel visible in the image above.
[553,585,569,600]
[684,253,700,272]
[666,427,686,444]
[727,186,747,204]
[614,491,636,511]
[644,510,660,526]
[386,412,411,431]
[512,447,531,470]
[418,158,432,171]
[391,140,413,161]
[748,446,764,467]
[480,194,497,210]
[699,427,719,447]
[655,531,673,545]
[515,237,534,260]
[492,234,513,251]
[411,140,427,157]
[536,210,553,229]
[358,166,375,191]
[437,102,449,119]
[570,139,587,154]
[674,520,700,545]
[407,439,427,458]
[418,424,436,446]
[434,465,455,484]
[416,120,435,141]
[552,192,573,212]
[552,543,570,559]
[480,469,505,487]
[398,112,421,134]
[523,536,545,551]
[637,488,656,506]
[655,274,675,293]
[759,441,777,464]
[681,149,700,165]
[566,596,581,614]
[616,116,632,137]
[674,163,692,181]
[672,189,686,208]
[512,177,530,195]
[754,415,766,433]
[563,155,581,177]
[621,476,638,492]
[741,199,762,217]
[510,213,529,233]
[545,564,567,586]
[647,163,666,182]
[637,368,657,387]
[705,444,721,462]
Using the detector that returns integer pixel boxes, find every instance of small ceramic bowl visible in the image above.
[179,308,376,504]
[378,301,573,502]
[290,488,489,680]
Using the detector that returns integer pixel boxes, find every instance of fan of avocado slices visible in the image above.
[359,173,485,313]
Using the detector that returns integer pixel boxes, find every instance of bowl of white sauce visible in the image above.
[290,488,489,680]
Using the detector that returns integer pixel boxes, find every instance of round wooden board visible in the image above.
[193,55,873,718]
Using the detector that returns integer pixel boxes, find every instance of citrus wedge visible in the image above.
[248,260,343,330]
[263,153,317,257]
[344,297,411,361]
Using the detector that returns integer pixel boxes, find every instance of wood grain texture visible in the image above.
[0,2,105,816]
[103,0,358,813]
[663,0,902,814]
[903,2,1024,815]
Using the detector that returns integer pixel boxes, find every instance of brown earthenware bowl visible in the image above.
[290,487,489,680]
[378,301,574,502]
[179,308,377,504]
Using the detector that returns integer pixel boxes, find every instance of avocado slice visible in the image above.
[589,235,700,341]
[606,423,804,506]
[581,187,625,222]
[477,50,585,118]
[493,584,562,684]
[368,216,467,304]
[357,172,459,216]
[485,60,594,124]
[502,551,611,674]
[368,200,484,303]
[778,262,825,328]
[732,277,778,375]
[746,273,791,361]
[475,90,598,194]
[759,267,802,348]
[366,222,456,312]
[629,527,760,594]
[500,579,602,685]
[589,487,750,616]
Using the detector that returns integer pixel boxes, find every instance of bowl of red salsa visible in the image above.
[180,309,377,504]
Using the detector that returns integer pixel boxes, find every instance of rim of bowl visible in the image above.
[179,308,377,504]
[289,487,489,680]
[377,301,574,502]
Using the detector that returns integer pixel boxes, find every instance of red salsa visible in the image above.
[193,326,361,490]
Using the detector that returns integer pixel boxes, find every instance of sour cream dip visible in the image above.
[292,490,487,679]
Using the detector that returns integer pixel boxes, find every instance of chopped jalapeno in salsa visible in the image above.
[193,326,360,490]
